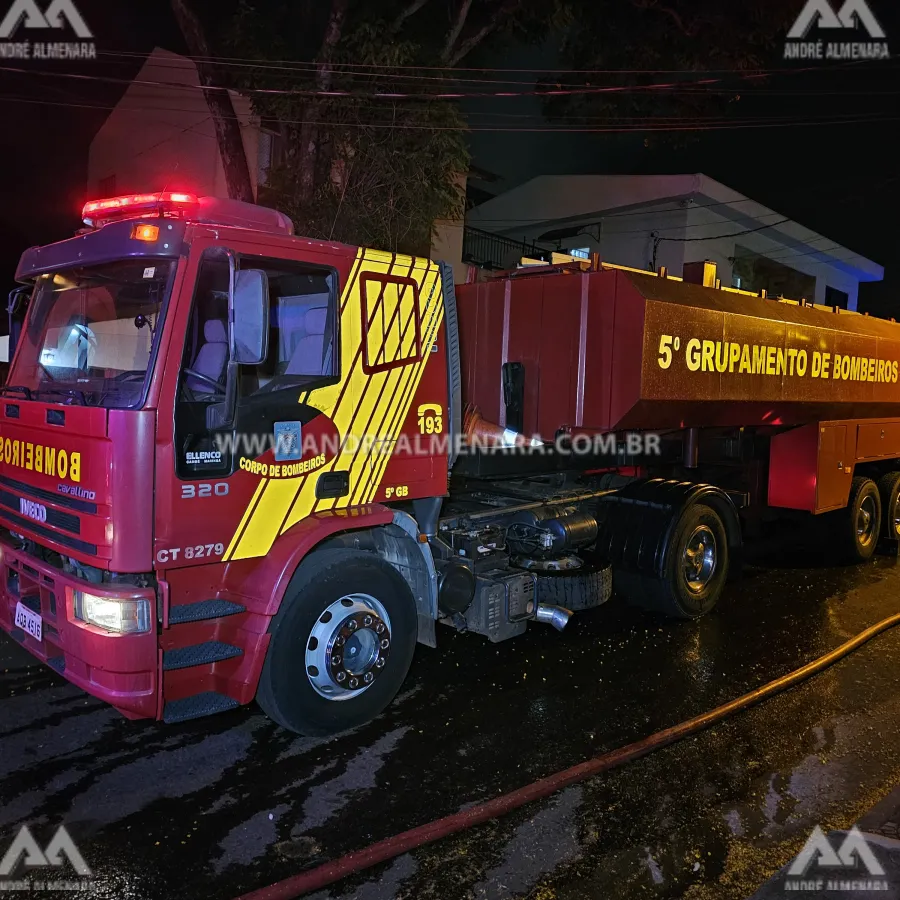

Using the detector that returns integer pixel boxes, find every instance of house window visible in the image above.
[360,274,421,373]
[825,286,849,310]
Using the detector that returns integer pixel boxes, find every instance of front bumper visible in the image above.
[0,539,159,719]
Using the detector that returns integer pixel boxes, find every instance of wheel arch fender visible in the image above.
[596,478,742,579]
[314,510,439,647]
[234,505,394,618]
[240,505,438,648]
[667,484,742,579]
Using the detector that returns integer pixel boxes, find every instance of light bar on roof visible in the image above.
[81,191,199,227]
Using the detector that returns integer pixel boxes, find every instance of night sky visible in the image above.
[0,0,898,320]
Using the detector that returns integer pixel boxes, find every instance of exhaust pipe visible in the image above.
[534,604,573,632]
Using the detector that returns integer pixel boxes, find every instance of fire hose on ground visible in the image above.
[233,611,900,900]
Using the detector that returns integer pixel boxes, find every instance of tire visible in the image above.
[877,471,900,542]
[531,560,613,612]
[834,476,881,562]
[624,503,729,619]
[256,549,418,736]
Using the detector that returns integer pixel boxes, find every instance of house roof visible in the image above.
[467,173,884,283]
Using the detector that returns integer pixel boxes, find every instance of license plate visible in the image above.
[14,602,42,642]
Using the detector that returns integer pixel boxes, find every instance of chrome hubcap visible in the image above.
[305,594,392,700]
[857,496,878,547]
[682,525,717,593]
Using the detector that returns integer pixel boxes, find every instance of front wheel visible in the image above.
[257,549,418,736]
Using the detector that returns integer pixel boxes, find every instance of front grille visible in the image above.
[0,490,81,534]
[0,508,97,555]
[0,476,98,514]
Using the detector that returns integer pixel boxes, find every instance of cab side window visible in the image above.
[242,256,338,397]
[173,250,339,479]
[180,254,230,400]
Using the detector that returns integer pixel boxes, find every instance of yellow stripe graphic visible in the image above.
[226,247,443,561]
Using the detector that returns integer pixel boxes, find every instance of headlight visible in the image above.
[73,591,151,634]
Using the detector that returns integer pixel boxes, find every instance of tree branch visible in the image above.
[444,0,521,66]
[441,0,473,63]
[629,0,696,36]
[390,0,432,34]
[170,0,254,201]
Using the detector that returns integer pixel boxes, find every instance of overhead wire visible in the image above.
[93,47,888,77]
[0,93,895,134]
[0,63,782,100]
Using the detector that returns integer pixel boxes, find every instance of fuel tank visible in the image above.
[456,265,900,435]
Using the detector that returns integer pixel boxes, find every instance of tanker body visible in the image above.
[452,257,900,618]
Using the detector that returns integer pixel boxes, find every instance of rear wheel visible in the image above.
[877,471,900,542]
[257,549,418,736]
[622,503,729,619]
[834,476,881,563]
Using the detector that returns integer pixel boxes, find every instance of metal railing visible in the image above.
[462,226,552,271]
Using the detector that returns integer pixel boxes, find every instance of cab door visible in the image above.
[153,236,349,571]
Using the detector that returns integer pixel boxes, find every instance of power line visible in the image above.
[0,63,773,101]
[94,47,884,78]
[0,93,896,134]
[654,218,791,243]
[93,51,890,93]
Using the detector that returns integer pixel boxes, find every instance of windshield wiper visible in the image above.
[34,387,88,406]
[0,384,32,399]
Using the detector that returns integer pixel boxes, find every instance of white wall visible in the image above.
[431,173,467,283]
[475,200,689,275]
[88,48,261,202]
[683,203,860,308]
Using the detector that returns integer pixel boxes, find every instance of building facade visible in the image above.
[464,174,883,310]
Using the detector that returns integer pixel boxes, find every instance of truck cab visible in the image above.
[0,191,457,734]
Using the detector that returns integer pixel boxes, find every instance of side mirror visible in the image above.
[232,269,269,365]
[205,263,269,432]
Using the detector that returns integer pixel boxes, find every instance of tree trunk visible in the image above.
[296,0,350,211]
[170,0,255,203]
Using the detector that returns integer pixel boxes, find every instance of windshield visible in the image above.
[7,259,174,409]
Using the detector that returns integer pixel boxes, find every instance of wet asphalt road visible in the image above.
[3,527,900,900]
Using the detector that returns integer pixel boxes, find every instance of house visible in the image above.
[464,174,884,310]
[88,48,274,204]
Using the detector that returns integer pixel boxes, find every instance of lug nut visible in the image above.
[332,656,342,666]
[376,623,385,634]
[334,635,344,646]
[349,677,359,689]
[375,658,385,669]
[348,620,358,631]
[380,639,390,649]
[336,671,346,682]
[364,673,374,683]
[363,615,373,626]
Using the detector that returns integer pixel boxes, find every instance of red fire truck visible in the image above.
[1,192,897,735]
